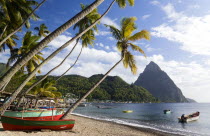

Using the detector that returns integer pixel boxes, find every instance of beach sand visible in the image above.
[0,115,178,136]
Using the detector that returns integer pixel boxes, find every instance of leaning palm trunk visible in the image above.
[0,0,114,115]
[0,0,47,47]
[19,38,80,98]
[61,56,124,119]
[56,46,83,81]
[0,25,7,39]
[0,0,104,91]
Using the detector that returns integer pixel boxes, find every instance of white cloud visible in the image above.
[107,37,115,41]
[152,3,210,56]
[101,16,120,29]
[96,43,104,48]
[150,0,160,6]
[142,14,151,20]
[0,49,10,63]
[105,46,110,50]
[95,30,110,36]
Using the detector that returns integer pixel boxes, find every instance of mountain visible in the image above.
[134,61,188,102]
[186,98,197,103]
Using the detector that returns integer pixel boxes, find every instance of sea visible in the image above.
[72,103,210,136]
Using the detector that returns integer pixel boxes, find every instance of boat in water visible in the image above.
[1,116,75,131]
[122,110,133,113]
[178,112,200,123]
[96,105,112,109]
[3,109,64,120]
[163,110,171,114]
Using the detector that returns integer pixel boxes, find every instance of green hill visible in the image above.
[0,62,158,102]
[47,74,158,103]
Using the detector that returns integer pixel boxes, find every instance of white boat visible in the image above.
[78,103,87,107]
[178,112,200,123]
[163,110,171,114]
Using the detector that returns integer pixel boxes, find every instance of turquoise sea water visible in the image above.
[72,103,210,136]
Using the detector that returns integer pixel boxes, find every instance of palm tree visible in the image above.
[19,4,101,96]
[0,0,134,115]
[0,0,105,91]
[7,31,44,74]
[61,17,150,119]
[34,24,50,37]
[32,79,61,98]
[0,0,134,91]
[0,0,46,48]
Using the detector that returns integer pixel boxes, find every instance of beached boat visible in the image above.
[122,110,133,113]
[3,109,64,120]
[163,110,171,114]
[1,116,75,131]
[178,112,200,123]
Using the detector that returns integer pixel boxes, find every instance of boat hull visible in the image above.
[1,116,75,131]
[4,110,64,117]
[178,116,199,123]
[122,110,133,113]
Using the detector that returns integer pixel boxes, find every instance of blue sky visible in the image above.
[1,0,210,102]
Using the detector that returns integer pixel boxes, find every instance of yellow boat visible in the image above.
[122,110,133,113]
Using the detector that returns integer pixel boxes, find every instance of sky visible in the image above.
[1,0,210,102]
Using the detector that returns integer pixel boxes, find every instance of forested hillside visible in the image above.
[46,74,158,102]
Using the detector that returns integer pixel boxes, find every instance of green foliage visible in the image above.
[105,17,150,75]
[45,74,158,103]
[0,0,39,52]
[7,31,45,74]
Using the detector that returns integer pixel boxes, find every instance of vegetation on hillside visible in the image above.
[47,74,158,103]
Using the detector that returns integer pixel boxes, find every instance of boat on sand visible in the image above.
[1,116,75,131]
[3,109,64,120]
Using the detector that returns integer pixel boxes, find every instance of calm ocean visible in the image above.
[72,103,210,136]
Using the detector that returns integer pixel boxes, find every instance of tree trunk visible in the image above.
[0,0,104,90]
[56,46,83,81]
[0,0,46,47]
[0,25,7,40]
[20,38,80,97]
[0,0,114,115]
[60,56,123,119]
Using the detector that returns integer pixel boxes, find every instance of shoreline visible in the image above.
[71,114,182,136]
[0,114,183,136]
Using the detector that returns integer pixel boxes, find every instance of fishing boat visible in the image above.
[163,110,171,114]
[96,105,112,109]
[78,103,87,107]
[122,110,133,113]
[1,116,75,131]
[178,112,200,123]
[3,109,64,120]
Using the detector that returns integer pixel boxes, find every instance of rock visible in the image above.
[134,61,188,102]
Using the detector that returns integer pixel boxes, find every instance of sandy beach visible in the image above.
[0,115,178,136]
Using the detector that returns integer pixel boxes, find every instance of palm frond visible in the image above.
[129,43,146,57]
[128,30,150,41]
[104,24,122,41]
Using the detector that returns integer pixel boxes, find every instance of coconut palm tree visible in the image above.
[0,0,46,48]
[32,79,61,99]
[7,31,44,74]
[0,0,135,115]
[34,24,50,37]
[17,4,101,100]
[61,17,150,119]
[0,0,134,91]
[0,0,105,91]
